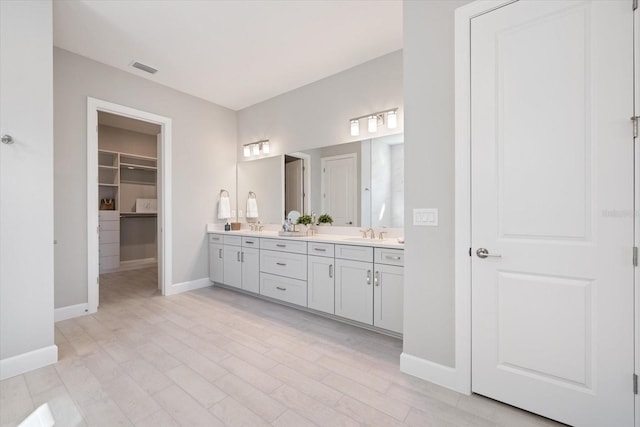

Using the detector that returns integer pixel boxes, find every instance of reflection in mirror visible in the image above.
[284,133,403,228]
[237,156,284,225]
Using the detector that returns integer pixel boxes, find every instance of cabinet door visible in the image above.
[373,264,403,333]
[208,243,224,283]
[223,246,242,288]
[308,255,335,314]
[241,247,260,293]
[334,259,373,325]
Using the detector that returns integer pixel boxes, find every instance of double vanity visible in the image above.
[208,229,404,336]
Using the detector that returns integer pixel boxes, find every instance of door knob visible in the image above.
[1,134,14,144]
[476,248,502,259]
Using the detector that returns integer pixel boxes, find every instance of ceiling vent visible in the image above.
[131,61,158,74]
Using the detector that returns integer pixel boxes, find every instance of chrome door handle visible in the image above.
[218,248,222,259]
[329,264,333,278]
[237,251,240,262]
[241,252,244,262]
[476,248,502,259]
[366,270,371,285]
[276,262,286,266]
[374,271,380,287]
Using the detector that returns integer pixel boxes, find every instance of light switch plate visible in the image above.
[413,208,438,226]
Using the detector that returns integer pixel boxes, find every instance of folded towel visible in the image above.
[246,197,259,219]
[218,196,231,219]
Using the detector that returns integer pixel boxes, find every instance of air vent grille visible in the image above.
[131,61,158,74]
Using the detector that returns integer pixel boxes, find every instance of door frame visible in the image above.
[287,151,312,214]
[454,3,638,421]
[634,3,639,424]
[87,97,173,312]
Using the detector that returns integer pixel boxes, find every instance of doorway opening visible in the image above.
[87,97,172,312]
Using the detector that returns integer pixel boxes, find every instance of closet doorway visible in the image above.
[87,98,172,312]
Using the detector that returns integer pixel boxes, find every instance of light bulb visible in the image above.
[252,144,260,155]
[243,145,250,157]
[350,119,360,137]
[368,115,377,133]
[387,110,397,129]
[262,141,270,154]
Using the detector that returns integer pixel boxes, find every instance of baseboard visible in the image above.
[0,345,58,380]
[400,352,468,394]
[54,303,89,322]
[165,277,211,296]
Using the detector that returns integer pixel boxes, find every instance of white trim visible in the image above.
[634,3,639,425]
[165,277,212,296]
[87,97,173,312]
[0,345,58,381]
[453,0,515,396]
[400,353,460,391]
[54,303,89,322]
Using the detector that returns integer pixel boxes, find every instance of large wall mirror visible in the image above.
[236,133,404,228]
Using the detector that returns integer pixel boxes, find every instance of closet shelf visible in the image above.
[99,165,118,170]
[99,183,119,187]
[120,212,157,218]
[120,163,157,171]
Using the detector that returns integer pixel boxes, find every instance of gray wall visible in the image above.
[0,0,55,366]
[237,156,284,225]
[237,51,403,157]
[54,48,237,308]
[402,0,471,367]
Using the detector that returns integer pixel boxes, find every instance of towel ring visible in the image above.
[220,189,229,197]
[248,191,256,199]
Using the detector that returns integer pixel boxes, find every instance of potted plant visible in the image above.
[318,213,333,226]
[296,214,313,226]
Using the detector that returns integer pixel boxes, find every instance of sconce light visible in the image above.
[349,108,399,136]
[350,119,360,137]
[243,139,270,158]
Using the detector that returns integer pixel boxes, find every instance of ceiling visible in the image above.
[53,0,403,111]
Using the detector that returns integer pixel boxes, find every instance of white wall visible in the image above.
[0,0,57,378]
[237,51,403,157]
[54,48,237,308]
[237,156,284,224]
[402,0,471,368]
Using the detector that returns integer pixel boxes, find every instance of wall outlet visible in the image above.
[413,208,438,226]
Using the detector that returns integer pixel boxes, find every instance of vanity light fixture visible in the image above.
[368,115,378,133]
[387,109,397,129]
[350,119,360,137]
[243,139,270,158]
[349,108,399,136]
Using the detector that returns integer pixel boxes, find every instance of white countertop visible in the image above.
[206,225,404,249]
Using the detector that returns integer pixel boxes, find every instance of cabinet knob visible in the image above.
[1,134,14,144]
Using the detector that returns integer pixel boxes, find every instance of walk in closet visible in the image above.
[97,112,160,273]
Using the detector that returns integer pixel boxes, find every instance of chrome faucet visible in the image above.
[366,227,375,239]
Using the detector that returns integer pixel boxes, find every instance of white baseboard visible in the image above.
[54,303,89,322]
[0,345,58,380]
[400,352,468,394]
[165,277,211,296]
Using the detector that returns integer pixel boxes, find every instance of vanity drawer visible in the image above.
[308,242,334,258]
[374,248,404,266]
[242,237,260,248]
[209,234,223,244]
[335,244,373,263]
[260,250,307,280]
[261,238,307,254]
[99,229,119,244]
[223,235,242,246]
[260,273,307,307]
[99,210,119,221]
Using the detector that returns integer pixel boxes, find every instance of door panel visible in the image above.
[471,1,634,426]
[321,155,357,226]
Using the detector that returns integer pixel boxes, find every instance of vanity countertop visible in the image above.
[206,225,404,249]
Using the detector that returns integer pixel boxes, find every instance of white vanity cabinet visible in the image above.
[307,242,335,314]
[260,238,308,306]
[208,234,224,283]
[241,237,260,293]
[223,236,242,289]
[373,248,404,334]
[207,231,404,336]
[334,244,374,324]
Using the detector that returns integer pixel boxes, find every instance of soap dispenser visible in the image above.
[224,221,231,231]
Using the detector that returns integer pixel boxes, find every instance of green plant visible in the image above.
[296,214,313,226]
[318,213,333,224]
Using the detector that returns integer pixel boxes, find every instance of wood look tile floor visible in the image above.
[1,267,564,427]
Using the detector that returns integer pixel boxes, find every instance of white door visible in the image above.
[308,255,335,314]
[241,247,260,293]
[223,246,242,289]
[471,1,634,426]
[321,154,357,225]
[373,264,403,334]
